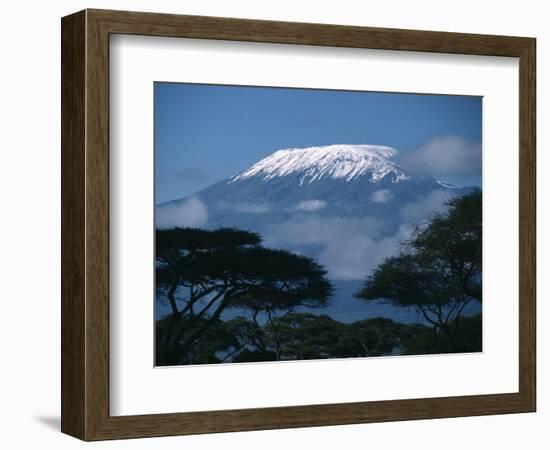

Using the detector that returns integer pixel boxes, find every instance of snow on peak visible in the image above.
[231,144,409,185]
[436,180,458,189]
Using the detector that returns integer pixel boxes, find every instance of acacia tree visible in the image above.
[156,227,332,365]
[356,191,482,352]
[339,318,408,357]
[230,275,334,361]
[413,190,482,302]
[225,314,414,361]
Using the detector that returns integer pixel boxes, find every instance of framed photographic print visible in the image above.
[61,9,536,441]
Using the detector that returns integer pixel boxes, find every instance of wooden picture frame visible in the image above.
[61,9,536,441]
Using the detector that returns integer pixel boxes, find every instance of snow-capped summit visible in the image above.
[159,143,476,234]
[231,144,409,185]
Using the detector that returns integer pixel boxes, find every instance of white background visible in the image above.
[110,35,519,415]
[0,0,547,448]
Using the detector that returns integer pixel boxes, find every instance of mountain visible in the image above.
[231,144,408,184]
[157,144,479,322]
[159,144,471,231]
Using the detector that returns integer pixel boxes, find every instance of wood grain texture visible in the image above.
[85,10,111,439]
[61,10,86,439]
[61,9,537,441]
[518,38,536,410]
[89,8,532,56]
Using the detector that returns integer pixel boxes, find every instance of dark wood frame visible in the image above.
[61,9,536,441]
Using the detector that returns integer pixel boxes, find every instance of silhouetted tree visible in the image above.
[266,313,344,360]
[413,190,482,302]
[223,314,412,362]
[356,191,482,352]
[156,227,332,365]
[338,318,407,357]
[399,314,482,355]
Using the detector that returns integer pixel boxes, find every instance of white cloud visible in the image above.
[265,215,385,247]
[264,214,407,281]
[264,188,457,280]
[400,190,453,223]
[292,199,327,212]
[318,223,413,280]
[156,196,208,229]
[370,189,393,204]
[397,136,481,179]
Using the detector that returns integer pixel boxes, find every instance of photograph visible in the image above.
[0,0,540,445]
[154,83,483,367]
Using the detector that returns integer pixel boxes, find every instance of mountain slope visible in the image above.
[159,144,471,232]
[231,144,409,184]
[156,144,479,322]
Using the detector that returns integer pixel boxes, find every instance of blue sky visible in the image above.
[155,82,482,203]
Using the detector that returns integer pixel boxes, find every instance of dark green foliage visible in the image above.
[356,191,482,353]
[412,190,482,303]
[265,313,345,360]
[233,349,278,363]
[339,318,408,357]
[154,192,482,365]
[156,315,239,365]
[155,227,333,365]
[400,314,482,355]
[223,313,421,362]
[156,227,261,257]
